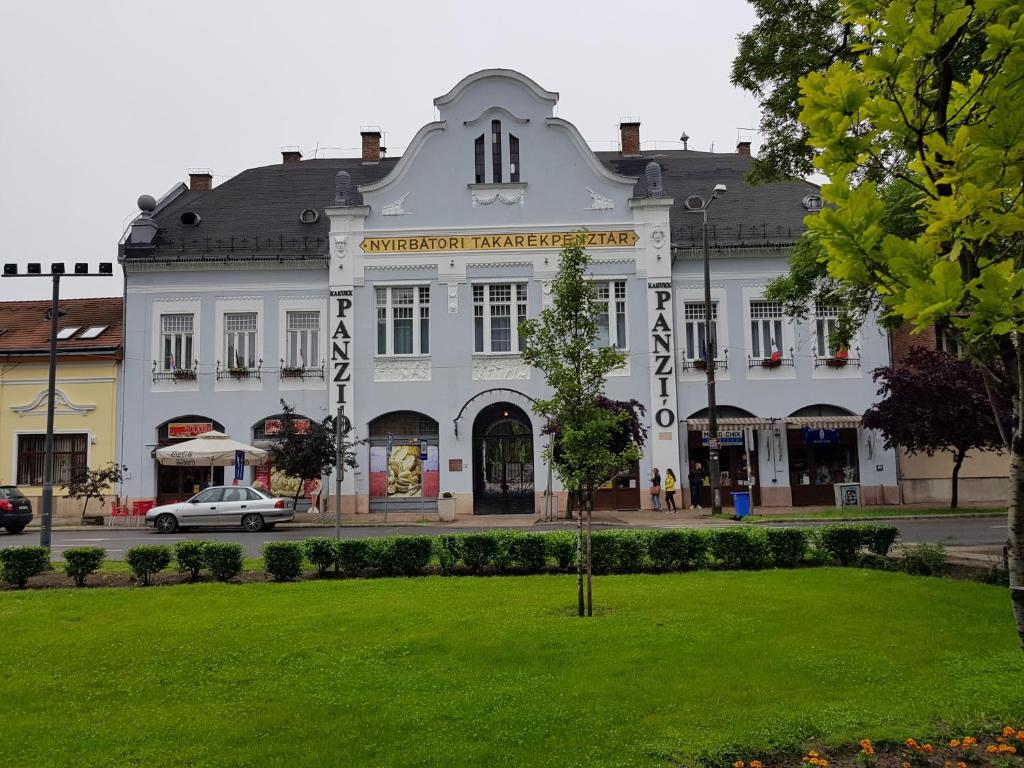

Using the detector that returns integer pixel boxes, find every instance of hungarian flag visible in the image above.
[770,341,781,363]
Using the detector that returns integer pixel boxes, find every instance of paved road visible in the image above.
[0,515,1008,560]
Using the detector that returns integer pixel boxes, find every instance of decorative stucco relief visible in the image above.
[472,189,524,207]
[373,358,432,382]
[472,356,530,381]
[447,283,459,314]
[11,388,95,417]
[381,193,411,216]
[541,280,553,308]
[650,227,666,248]
[585,187,615,210]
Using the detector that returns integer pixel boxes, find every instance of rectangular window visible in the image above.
[474,135,485,184]
[16,433,87,486]
[286,310,320,368]
[375,285,430,356]
[161,313,194,371]
[509,134,520,182]
[592,280,628,349]
[749,300,783,359]
[683,301,718,360]
[936,324,959,356]
[491,119,503,183]
[224,312,257,369]
[814,303,839,357]
[474,283,528,353]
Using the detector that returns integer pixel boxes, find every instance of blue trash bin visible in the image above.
[732,491,751,518]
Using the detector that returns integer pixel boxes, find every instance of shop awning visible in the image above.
[686,417,775,430]
[785,415,862,429]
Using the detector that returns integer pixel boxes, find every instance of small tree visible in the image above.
[863,348,1009,508]
[268,400,356,510]
[63,462,126,520]
[520,238,647,617]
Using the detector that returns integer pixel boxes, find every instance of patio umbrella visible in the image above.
[155,431,269,481]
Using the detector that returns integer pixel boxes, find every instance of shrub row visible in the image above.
[0,524,912,588]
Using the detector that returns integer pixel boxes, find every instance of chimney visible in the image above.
[188,169,213,191]
[361,129,382,162]
[737,141,752,157]
[281,147,302,164]
[619,120,641,156]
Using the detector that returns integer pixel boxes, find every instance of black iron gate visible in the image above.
[473,404,534,514]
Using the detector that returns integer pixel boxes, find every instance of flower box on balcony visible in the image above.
[825,357,848,368]
[172,369,197,381]
[761,358,782,369]
[281,367,305,379]
[692,358,708,370]
[229,367,250,379]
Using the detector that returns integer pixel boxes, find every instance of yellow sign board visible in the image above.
[360,230,638,254]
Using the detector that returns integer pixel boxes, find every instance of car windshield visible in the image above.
[0,487,25,499]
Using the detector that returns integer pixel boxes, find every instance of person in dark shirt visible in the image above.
[688,462,704,509]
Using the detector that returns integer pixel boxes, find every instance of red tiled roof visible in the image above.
[0,297,123,354]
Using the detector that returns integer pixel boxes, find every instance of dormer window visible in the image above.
[510,135,520,182]
[473,118,522,184]
[491,119,503,183]
[474,135,485,184]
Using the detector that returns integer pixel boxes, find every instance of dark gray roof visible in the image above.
[596,149,820,248]
[122,150,817,261]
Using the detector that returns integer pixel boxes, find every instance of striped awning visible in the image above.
[785,415,862,429]
[686,417,775,430]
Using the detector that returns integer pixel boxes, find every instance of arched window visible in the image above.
[474,135,485,184]
[491,119,503,183]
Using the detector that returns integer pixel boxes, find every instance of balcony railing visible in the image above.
[152,360,199,383]
[748,349,795,370]
[216,359,262,381]
[813,346,861,368]
[279,360,325,380]
[681,354,728,372]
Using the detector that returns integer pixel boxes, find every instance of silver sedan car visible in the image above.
[146,485,294,533]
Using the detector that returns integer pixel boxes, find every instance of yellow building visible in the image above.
[0,297,123,521]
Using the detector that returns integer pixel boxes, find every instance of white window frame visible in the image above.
[682,300,719,361]
[285,310,321,369]
[375,284,430,357]
[151,299,202,388]
[936,324,959,356]
[223,311,258,369]
[814,303,840,358]
[473,282,528,354]
[747,299,786,360]
[591,279,628,350]
[214,297,263,378]
[159,313,194,371]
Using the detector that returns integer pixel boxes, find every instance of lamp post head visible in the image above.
[712,184,727,198]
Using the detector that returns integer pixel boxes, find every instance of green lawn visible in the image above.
[743,506,1004,523]
[1,570,1021,767]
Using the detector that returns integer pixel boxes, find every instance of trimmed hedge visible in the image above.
[262,541,304,581]
[819,524,901,565]
[709,527,769,570]
[303,537,340,577]
[337,539,370,574]
[204,542,244,581]
[647,529,707,572]
[125,545,173,586]
[545,531,577,569]
[63,547,106,587]
[765,528,808,568]
[0,545,50,588]
[174,540,210,580]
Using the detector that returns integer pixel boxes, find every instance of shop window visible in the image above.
[375,286,430,356]
[286,310,320,368]
[593,280,628,349]
[224,312,257,369]
[161,313,194,371]
[683,301,718,360]
[491,119,503,183]
[749,300,783,359]
[16,433,87,486]
[814,303,840,357]
[474,135,485,184]
[509,135,520,182]
[474,283,528,353]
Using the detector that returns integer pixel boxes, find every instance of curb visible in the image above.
[745,512,1005,524]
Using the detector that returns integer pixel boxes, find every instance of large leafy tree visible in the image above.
[268,400,356,510]
[793,0,1024,645]
[863,348,1009,507]
[520,239,646,617]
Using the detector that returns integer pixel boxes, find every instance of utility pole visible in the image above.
[335,405,345,539]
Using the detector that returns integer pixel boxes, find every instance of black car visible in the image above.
[0,487,33,534]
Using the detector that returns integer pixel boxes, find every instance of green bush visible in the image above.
[262,541,304,581]
[855,552,892,571]
[545,531,577,570]
[901,542,947,576]
[614,530,647,573]
[819,525,868,566]
[864,524,900,557]
[336,539,370,574]
[204,542,244,581]
[174,540,210,580]
[388,536,434,576]
[125,544,173,586]
[765,528,808,568]
[589,531,621,574]
[709,528,768,570]
[0,546,50,588]
[507,532,548,573]
[490,531,517,572]
[62,547,106,587]
[436,535,463,575]
[461,533,499,573]
[303,537,340,577]
[647,529,707,572]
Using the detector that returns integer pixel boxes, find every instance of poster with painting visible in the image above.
[369,444,439,498]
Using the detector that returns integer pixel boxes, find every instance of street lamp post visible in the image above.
[684,185,727,515]
[1,262,114,551]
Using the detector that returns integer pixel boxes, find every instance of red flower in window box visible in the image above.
[761,358,782,368]
[692,358,708,370]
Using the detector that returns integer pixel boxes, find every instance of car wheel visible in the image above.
[154,513,178,534]
[241,513,264,533]
[5,524,25,534]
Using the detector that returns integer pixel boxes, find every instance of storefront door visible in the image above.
[787,427,859,506]
[686,431,760,508]
[154,416,224,504]
[473,403,535,515]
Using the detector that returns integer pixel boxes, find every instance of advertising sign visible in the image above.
[369,443,439,498]
[233,450,244,483]
[167,422,214,439]
[802,427,841,445]
[701,430,745,447]
[263,418,310,435]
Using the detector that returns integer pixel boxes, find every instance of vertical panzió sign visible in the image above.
[648,282,675,428]
[331,290,353,410]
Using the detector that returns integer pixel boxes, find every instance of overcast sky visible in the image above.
[0,0,765,301]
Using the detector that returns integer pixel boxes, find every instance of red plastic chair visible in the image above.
[108,501,130,527]
[131,500,155,528]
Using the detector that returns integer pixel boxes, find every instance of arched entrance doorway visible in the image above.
[154,415,225,504]
[685,406,762,507]
[367,411,440,512]
[473,402,534,514]
[251,413,317,510]
[786,404,860,506]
